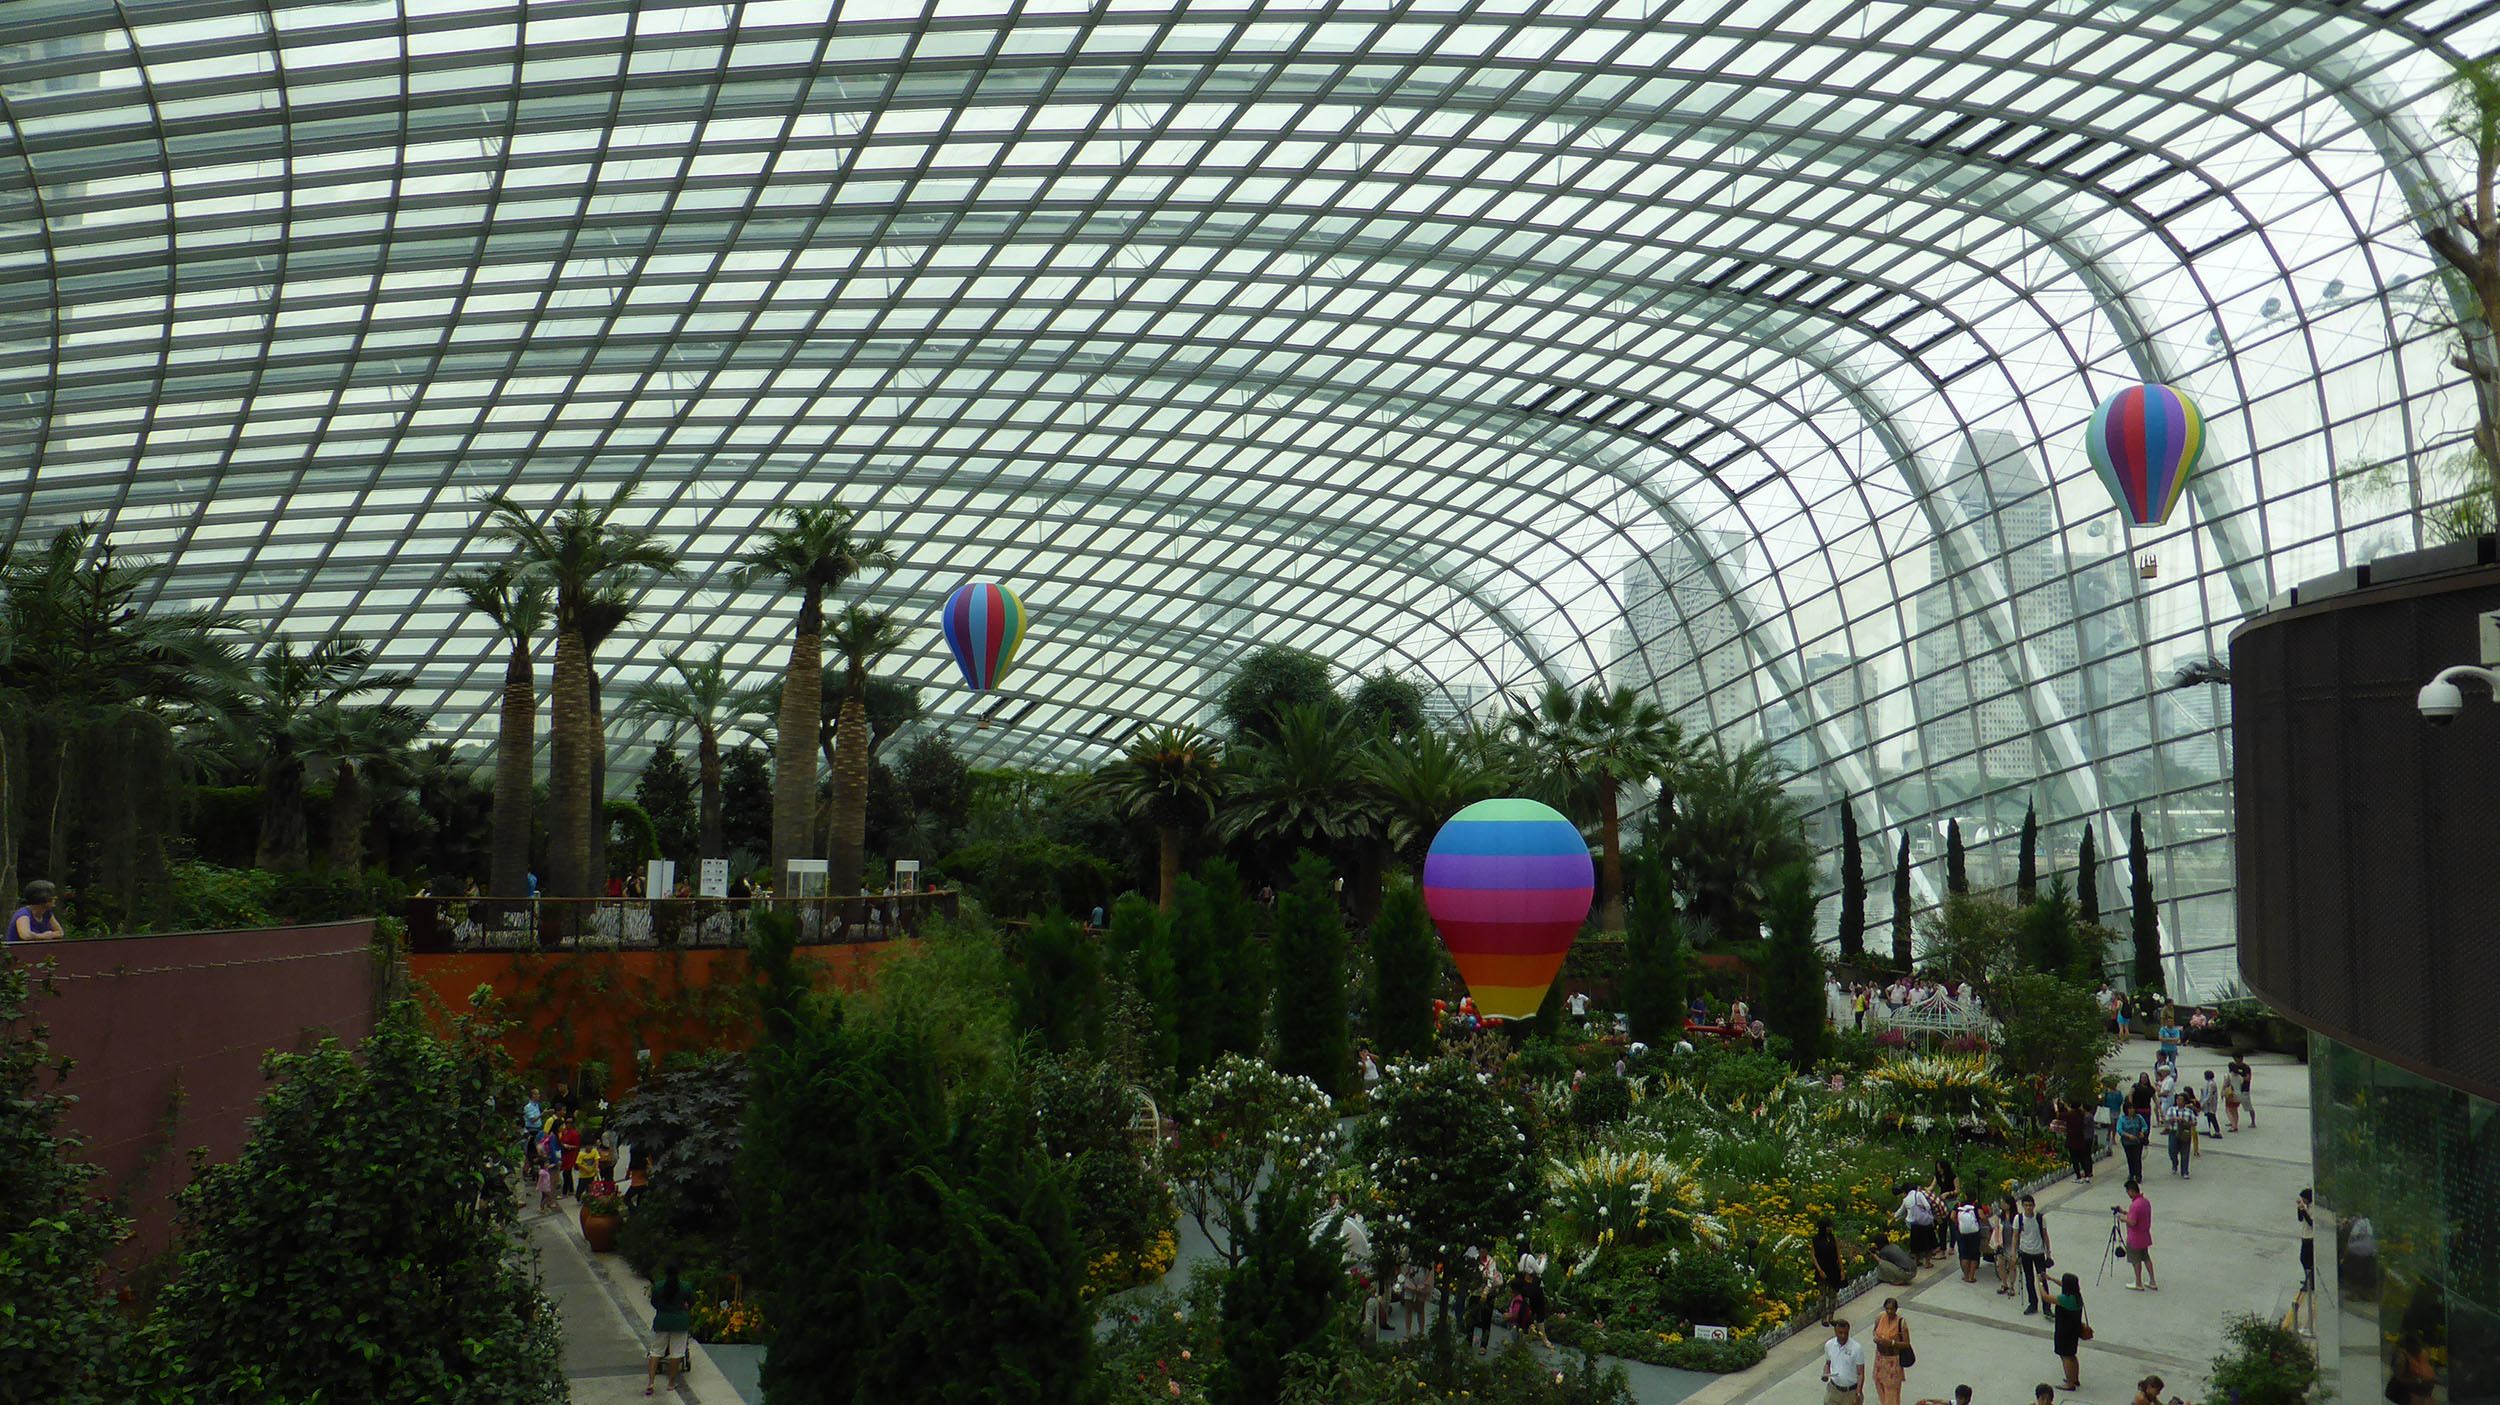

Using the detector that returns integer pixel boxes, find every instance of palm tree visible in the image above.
[822,605,908,888]
[300,702,424,871]
[1654,741,1813,946]
[1084,725,1225,910]
[576,581,644,851]
[1361,722,1512,869]
[479,487,679,898]
[622,648,754,861]
[1508,682,1690,932]
[740,504,895,885]
[453,565,549,898]
[0,527,241,901]
[228,638,414,872]
[1214,702,1384,863]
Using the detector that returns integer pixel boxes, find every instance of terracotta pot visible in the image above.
[580,1210,621,1253]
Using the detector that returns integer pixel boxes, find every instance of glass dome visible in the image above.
[3,0,2488,994]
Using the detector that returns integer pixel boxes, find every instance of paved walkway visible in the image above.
[1678,1040,2312,1405]
[524,1197,744,1404]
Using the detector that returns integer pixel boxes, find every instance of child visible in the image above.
[536,1157,558,1214]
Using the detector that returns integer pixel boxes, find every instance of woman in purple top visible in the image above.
[7,881,61,943]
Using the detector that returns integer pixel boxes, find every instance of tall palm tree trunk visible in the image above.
[328,759,364,871]
[547,626,596,898]
[825,691,870,889]
[771,597,823,884]
[1597,784,1627,933]
[586,667,608,879]
[491,641,535,897]
[256,746,310,873]
[696,727,724,860]
[1156,823,1182,912]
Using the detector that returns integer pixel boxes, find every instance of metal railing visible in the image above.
[403,891,961,954]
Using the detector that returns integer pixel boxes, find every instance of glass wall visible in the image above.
[2309,1036,2500,1403]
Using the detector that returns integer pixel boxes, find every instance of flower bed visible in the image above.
[1519,1043,2061,1371]
[1085,1229,1181,1299]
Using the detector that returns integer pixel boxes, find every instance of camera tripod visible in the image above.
[2094,1211,2127,1287]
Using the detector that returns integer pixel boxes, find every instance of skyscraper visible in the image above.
[1612,530,1756,740]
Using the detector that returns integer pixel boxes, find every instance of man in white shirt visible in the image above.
[1822,1318,1870,1404]
[1567,990,1590,1024]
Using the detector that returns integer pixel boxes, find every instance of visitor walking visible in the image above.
[2222,1071,2243,1131]
[1821,1319,1870,1405]
[2229,1053,2255,1125]
[2161,1095,2194,1179]
[1401,1262,1431,1335]
[2200,1072,2224,1137]
[2116,1104,2149,1184]
[1813,1218,1846,1323]
[2012,1193,2051,1315]
[1953,1196,1987,1283]
[7,880,61,943]
[2051,1274,2086,1391]
[1870,1299,1911,1405]
[1989,1195,2018,1296]
[2123,1180,2157,1291]
[2060,1101,2095,1184]
[645,1266,692,1396]
[1466,1276,1497,1355]
[522,1087,543,1169]
[2296,1188,2315,1291]
[1898,1182,1941,1267]
[559,1118,583,1198]
[536,1156,558,1214]
[1512,1245,1550,1346]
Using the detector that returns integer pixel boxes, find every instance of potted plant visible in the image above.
[578,1185,625,1253]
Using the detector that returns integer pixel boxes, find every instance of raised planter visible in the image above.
[579,1209,621,1253]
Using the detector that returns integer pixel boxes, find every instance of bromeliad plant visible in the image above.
[1858,1051,2017,1134]
[1543,1148,1723,1250]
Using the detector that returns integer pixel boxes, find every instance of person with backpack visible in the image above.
[1466,1276,1498,1355]
[2011,1193,2053,1315]
[1953,1197,1988,1283]
[645,1266,693,1396]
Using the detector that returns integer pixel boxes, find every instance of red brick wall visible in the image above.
[409,942,900,1097]
[13,922,380,1263]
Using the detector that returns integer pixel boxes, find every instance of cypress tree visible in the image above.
[1890,832,1914,969]
[1837,803,1867,960]
[2016,801,2039,903]
[1757,863,1827,1068]
[1012,913,1105,1057]
[1212,1181,1343,1405]
[1108,894,1179,1084]
[1199,858,1266,1061]
[1621,850,1687,1044]
[1171,873,1219,1080]
[1367,880,1439,1057]
[2076,826,2101,926]
[2129,810,2164,995]
[1945,818,1969,896]
[1270,851,1352,1096]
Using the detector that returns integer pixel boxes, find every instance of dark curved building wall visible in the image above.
[2231,543,2500,1103]
[2232,543,2500,1395]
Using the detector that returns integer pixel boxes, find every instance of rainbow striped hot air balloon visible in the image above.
[940,581,1026,692]
[2086,383,2205,527]
[1421,798,1594,1020]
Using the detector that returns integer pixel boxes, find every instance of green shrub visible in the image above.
[2205,1312,2322,1405]
[1514,1037,1574,1083]
[1552,1243,1752,1332]
[169,861,278,931]
[1569,1071,1634,1129]
[1695,1049,1794,1106]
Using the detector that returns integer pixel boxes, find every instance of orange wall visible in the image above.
[411,942,898,1094]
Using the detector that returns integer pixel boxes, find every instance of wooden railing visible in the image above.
[403,891,960,954]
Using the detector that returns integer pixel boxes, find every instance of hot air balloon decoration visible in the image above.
[940,581,1027,693]
[2085,383,2204,527]
[1421,798,1594,1021]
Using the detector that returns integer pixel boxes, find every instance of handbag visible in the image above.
[1899,1345,1916,1369]
[2079,1309,2095,1343]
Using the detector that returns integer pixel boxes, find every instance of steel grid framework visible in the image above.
[3,0,2494,993]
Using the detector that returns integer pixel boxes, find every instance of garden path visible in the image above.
[525,1191,745,1404]
[1681,1041,2312,1405]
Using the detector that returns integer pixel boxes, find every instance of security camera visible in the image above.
[2418,665,2500,726]
[2419,679,2465,726]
